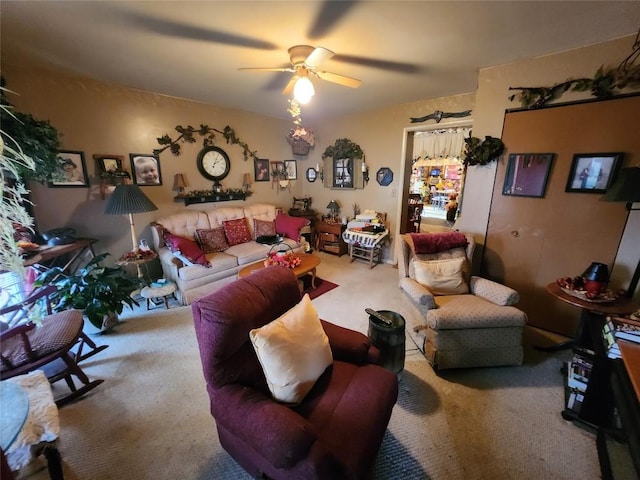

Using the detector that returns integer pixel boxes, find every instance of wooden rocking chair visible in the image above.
[0,285,107,407]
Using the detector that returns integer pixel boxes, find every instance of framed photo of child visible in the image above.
[130,154,162,185]
[49,150,90,187]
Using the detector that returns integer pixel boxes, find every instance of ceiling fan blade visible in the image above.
[332,54,423,74]
[304,47,334,69]
[238,67,294,73]
[282,76,298,96]
[307,0,359,40]
[118,11,277,50]
[315,70,362,88]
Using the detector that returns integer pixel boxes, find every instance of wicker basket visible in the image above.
[291,140,311,156]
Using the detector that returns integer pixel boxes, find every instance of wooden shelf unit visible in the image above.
[315,220,347,256]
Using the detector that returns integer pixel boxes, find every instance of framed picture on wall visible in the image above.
[284,160,297,180]
[502,153,554,198]
[565,152,622,193]
[254,158,270,182]
[130,153,162,185]
[49,151,90,187]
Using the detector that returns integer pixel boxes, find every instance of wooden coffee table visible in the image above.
[238,253,321,288]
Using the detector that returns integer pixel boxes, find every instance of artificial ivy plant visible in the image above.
[509,31,640,108]
[322,138,363,160]
[154,124,258,161]
[462,135,505,166]
[0,78,61,183]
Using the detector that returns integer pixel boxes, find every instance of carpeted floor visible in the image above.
[20,252,603,480]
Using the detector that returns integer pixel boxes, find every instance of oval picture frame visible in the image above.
[306,167,317,182]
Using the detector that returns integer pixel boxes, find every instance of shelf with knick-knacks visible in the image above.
[176,188,252,206]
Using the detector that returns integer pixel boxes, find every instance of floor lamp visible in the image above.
[104,184,158,253]
[603,166,640,298]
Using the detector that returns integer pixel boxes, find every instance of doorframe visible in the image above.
[394,119,473,262]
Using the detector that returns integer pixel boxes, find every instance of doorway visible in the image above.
[396,122,472,238]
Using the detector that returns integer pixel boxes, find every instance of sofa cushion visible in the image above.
[275,212,309,242]
[223,218,252,246]
[253,219,276,239]
[196,227,229,253]
[412,257,469,295]
[177,253,238,281]
[249,294,333,405]
[225,241,270,266]
[164,232,209,266]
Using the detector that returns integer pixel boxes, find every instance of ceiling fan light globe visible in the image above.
[293,76,314,104]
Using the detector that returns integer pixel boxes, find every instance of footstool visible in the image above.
[140,281,177,310]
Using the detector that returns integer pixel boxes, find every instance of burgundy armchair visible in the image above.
[192,266,398,479]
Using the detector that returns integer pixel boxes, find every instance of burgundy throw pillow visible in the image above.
[253,219,276,239]
[196,228,229,253]
[275,212,309,242]
[163,232,209,266]
[222,218,252,246]
[408,232,468,254]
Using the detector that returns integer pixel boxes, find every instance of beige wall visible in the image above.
[4,33,638,295]
[297,92,475,259]
[463,34,639,299]
[4,65,296,257]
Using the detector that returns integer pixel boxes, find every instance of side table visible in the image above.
[546,282,638,349]
[116,251,158,282]
[140,282,177,310]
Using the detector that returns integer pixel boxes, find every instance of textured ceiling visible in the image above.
[1,1,639,122]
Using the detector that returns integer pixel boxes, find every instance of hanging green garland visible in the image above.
[509,31,640,109]
[154,124,258,161]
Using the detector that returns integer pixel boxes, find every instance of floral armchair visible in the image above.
[397,232,527,370]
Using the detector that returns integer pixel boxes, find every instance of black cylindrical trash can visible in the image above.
[367,310,405,374]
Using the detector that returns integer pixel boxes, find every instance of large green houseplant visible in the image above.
[1,79,61,183]
[34,253,140,331]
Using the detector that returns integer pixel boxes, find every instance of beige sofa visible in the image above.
[150,203,306,305]
[396,233,527,370]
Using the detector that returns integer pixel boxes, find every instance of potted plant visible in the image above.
[34,253,140,332]
[1,82,62,278]
[1,79,61,183]
[322,138,364,160]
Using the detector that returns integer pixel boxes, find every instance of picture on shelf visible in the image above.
[94,154,124,174]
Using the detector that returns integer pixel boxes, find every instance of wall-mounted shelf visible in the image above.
[178,193,249,206]
[100,175,130,199]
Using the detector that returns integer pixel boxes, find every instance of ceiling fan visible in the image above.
[239,45,362,103]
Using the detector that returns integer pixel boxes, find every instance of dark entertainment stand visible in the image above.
[561,309,639,479]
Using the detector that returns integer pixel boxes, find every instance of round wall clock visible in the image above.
[197,146,231,185]
[376,167,394,186]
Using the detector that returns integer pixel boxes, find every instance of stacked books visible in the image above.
[566,348,594,413]
[603,316,640,359]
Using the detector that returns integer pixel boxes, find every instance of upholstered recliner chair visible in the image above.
[192,265,398,480]
[397,232,527,370]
